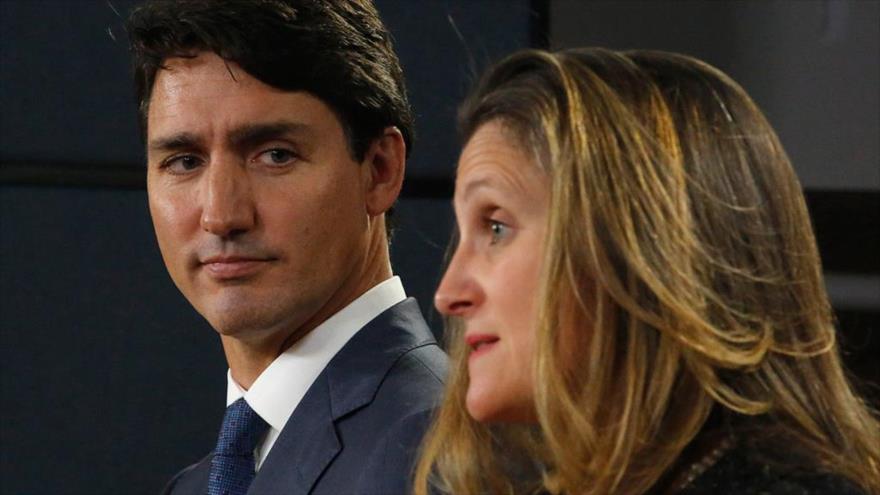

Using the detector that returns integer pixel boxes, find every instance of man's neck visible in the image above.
[222,230,393,390]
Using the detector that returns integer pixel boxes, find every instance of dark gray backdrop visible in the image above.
[1,1,877,493]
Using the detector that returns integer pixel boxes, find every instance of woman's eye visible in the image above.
[162,155,201,174]
[256,148,297,166]
[488,220,510,245]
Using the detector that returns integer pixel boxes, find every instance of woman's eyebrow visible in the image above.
[460,177,495,203]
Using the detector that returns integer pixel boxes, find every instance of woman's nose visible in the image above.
[434,247,483,317]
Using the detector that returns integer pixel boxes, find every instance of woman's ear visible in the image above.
[362,126,406,217]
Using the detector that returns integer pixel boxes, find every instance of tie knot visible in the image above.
[215,398,269,456]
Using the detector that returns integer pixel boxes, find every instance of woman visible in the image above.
[414,48,880,494]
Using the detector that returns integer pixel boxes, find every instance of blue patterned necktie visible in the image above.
[207,398,270,495]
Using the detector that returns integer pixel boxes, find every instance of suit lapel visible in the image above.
[247,373,340,494]
[246,298,436,494]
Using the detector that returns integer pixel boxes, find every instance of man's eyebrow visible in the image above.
[227,121,312,149]
[147,121,313,155]
[148,132,203,154]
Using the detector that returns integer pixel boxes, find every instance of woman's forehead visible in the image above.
[455,122,549,212]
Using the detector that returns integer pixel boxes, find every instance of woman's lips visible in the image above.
[465,333,500,360]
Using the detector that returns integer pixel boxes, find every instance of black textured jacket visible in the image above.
[676,439,865,495]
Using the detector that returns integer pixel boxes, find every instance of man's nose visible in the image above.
[200,159,256,237]
[434,247,483,317]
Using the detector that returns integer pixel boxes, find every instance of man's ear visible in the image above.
[362,126,406,217]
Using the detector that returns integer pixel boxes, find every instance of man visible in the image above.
[126,1,447,494]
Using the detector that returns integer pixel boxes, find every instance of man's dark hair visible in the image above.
[126,0,414,161]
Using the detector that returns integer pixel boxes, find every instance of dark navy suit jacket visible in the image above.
[163,298,448,495]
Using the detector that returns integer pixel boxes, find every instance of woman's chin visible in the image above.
[464,385,496,422]
[465,387,536,424]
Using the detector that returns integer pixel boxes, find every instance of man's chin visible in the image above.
[191,288,320,344]
[200,302,278,337]
[206,312,275,337]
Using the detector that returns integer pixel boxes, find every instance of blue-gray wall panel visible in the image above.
[0,185,223,493]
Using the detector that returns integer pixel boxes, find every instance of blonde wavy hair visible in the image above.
[414,48,880,494]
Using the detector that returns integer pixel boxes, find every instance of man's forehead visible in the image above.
[151,53,252,99]
[146,60,344,150]
[147,53,283,133]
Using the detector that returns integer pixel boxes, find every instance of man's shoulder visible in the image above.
[377,338,447,401]
[299,299,448,494]
[325,297,447,396]
[328,297,448,418]
[349,297,448,407]
[322,342,446,495]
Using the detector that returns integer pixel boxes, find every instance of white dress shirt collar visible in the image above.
[224,276,406,468]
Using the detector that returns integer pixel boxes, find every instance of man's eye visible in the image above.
[161,155,202,173]
[256,148,297,166]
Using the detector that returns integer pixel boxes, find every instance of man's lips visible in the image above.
[465,333,500,360]
[199,256,275,280]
